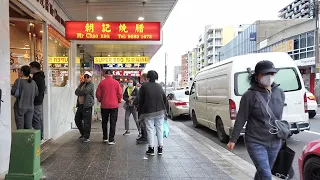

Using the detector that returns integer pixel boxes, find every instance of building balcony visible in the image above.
[215,44,223,47]
[215,35,222,39]
[207,42,214,49]
[207,34,214,41]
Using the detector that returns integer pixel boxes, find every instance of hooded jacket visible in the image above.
[75,82,95,108]
[230,82,285,147]
[32,71,46,105]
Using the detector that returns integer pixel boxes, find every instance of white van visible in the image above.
[186,52,310,143]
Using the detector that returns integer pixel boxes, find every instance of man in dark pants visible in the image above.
[96,69,123,145]
[75,71,95,143]
[136,73,148,144]
[30,61,46,141]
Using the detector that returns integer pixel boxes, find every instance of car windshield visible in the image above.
[174,91,187,99]
[235,68,301,96]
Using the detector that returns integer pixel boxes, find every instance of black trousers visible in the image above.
[140,120,148,139]
[101,108,118,142]
[75,105,93,139]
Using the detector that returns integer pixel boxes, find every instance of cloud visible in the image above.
[146,0,294,82]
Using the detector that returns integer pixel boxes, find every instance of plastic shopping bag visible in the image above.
[163,120,169,138]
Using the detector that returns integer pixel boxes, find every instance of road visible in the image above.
[173,113,320,180]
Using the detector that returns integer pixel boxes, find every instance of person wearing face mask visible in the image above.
[123,79,140,135]
[227,60,285,180]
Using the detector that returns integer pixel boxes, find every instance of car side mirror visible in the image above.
[185,90,190,95]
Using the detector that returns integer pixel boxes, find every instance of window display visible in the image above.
[48,26,70,87]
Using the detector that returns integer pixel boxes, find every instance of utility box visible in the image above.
[5,130,43,180]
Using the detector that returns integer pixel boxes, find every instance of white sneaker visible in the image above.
[103,139,109,143]
[108,141,116,145]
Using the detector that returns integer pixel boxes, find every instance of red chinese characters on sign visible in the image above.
[113,70,141,77]
[65,22,161,41]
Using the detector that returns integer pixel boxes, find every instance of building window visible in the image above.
[294,36,299,50]
[307,31,315,47]
[307,51,314,58]
[300,33,306,48]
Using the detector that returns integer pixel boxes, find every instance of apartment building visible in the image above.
[279,0,316,19]
[173,65,181,82]
[181,54,188,87]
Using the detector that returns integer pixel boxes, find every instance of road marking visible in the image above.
[304,130,320,136]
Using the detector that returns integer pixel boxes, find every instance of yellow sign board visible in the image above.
[48,57,81,64]
[94,56,150,64]
[36,146,40,156]
[271,39,294,52]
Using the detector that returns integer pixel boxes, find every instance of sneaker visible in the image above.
[103,139,109,143]
[158,146,163,155]
[82,139,90,143]
[79,135,84,139]
[146,147,155,156]
[123,131,130,136]
[108,141,116,145]
[137,137,148,144]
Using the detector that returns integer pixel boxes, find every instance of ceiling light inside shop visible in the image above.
[138,17,144,21]
[138,54,141,56]
[29,23,34,26]
[40,30,43,33]
[49,36,52,40]
[96,16,103,20]
[108,55,110,57]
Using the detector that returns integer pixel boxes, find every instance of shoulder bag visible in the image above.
[254,91,291,140]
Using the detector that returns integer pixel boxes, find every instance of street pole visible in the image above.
[165,53,167,95]
[314,0,319,94]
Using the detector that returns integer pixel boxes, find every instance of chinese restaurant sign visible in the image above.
[94,57,150,64]
[65,22,161,41]
[49,57,81,64]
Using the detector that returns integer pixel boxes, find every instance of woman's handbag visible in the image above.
[254,91,291,139]
[14,79,21,98]
[271,141,295,179]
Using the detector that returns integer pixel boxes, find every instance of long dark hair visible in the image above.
[20,65,32,83]
[249,73,258,85]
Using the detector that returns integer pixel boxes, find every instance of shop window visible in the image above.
[307,31,315,47]
[294,36,299,50]
[300,52,307,59]
[300,33,306,48]
[48,26,70,87]
[294,53,300,60]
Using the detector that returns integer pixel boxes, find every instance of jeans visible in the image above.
[246,141,282,180]
[32,105,43,139]
[124,107,139,131]
[74,105,93,139]
[101,108,118,142]
[14,108,33,129]
[146,117,164,147]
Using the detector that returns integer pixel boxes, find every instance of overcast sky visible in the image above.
[145,0,294,82]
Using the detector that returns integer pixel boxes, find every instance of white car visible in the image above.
[167,90,189,119]
[306,88,317,118]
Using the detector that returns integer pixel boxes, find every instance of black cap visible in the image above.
[254,60,278,74]
[105,69,113,75]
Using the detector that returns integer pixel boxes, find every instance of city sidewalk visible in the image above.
[40,107,263,180]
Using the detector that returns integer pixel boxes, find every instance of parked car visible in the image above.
[186,52,310,143]
[306,88,318,118]
[167,90,189,119]
[298,139,320,180]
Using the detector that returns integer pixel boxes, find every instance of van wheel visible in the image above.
[309,111,316,119]
[303,157,320,180]
[216,118,229,143]
[192,111,200,128]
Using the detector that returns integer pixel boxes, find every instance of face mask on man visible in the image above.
[128,83,133,87]
[259,75,275,87]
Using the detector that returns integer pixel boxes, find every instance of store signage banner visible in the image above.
[103,64,145,69]
[65,21,161,41]
[49,57,81,64]
[113,70,141,77]
[94,57,150,64]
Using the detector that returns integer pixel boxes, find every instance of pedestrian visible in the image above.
[74,71,95,143]
[29,61,46,141]
[123,79,140,136]
[11,65,39,129]
[136,73,148,144]
[227,60,285,180]
[139,70,169,155]
[96,69,123,145]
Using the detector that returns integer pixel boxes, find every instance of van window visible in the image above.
[190,82,196,95]
[235,68,301,96]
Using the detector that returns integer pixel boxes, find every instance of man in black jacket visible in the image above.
[30,61,46,141]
